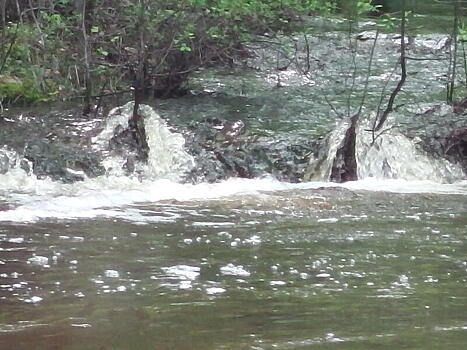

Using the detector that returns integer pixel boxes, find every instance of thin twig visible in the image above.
[374,1,407,132]
[357,30,380,117]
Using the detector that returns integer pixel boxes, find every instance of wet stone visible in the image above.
[402,107,467,174]
[185,118,315,183]
[23,142,105,183]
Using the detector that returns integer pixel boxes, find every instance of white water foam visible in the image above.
[306,116,465,183]
[1,106,466,224]
[356,118,465,183]
[305,118,351,181]
[0,174,295,222]
[0,172,466,223]
[92,102,194,180]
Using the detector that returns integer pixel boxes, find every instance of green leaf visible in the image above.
[179,43,192,52]
[97,48,108,56]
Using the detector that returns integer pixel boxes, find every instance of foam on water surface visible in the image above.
[0,104,466,223]
[0,170,466,223]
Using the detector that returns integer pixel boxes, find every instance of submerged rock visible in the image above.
[404,105,467,175]
[184,117,313,183]
[23,143,105,183]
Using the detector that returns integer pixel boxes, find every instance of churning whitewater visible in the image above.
[0,103,466,223]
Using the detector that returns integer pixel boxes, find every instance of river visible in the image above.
[0,178,466,349]
[1,10,467,350]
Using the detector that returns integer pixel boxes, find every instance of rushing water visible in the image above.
[0,101,466,349]
[1,13,467,349]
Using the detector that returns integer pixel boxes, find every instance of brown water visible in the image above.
[1,188,466,349]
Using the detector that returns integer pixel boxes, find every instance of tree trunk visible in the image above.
[447,0,459,103]
[129,0,149,162]
[81,0,92,115]
[330,114,359,183]
[0,0,6,28]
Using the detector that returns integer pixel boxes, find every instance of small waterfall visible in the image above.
[356,120,465,182]
[92,102,194,181]
[305,117,465,183]
[304,119,351,181]
[0,146,34,176]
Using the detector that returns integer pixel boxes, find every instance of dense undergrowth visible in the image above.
[0,0,340,106]
[0,0,465,109]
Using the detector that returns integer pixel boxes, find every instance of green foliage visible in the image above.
[378,13,397,31]
[0,76,46,104]
[459,21,467,42]
[0,21,72,104]
[339,0,380,20]
[1,0,395,103]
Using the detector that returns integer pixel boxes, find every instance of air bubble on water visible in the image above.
[424,276,438,283]
[105,270,120,278]
[28,256,49,266]
[26,296,43,303]
[405,215,421,221]
[163,265,200,280]
[206,287,226,295]
[318,218,339,223]
[71,323,92,328]
[316,273,331,278]
[270,280,287,286]
[179,281,192,290]
[324,333,344,343]
[220,264,250,277]
[217,231,232,239]
[244,235,261,245]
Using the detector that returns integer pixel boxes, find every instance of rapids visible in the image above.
[1,13,467,349]
[305,116,465,183]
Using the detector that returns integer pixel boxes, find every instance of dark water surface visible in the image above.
[1,189,466,349]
